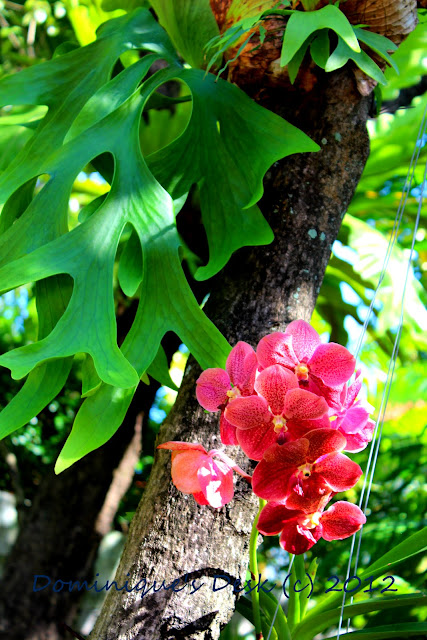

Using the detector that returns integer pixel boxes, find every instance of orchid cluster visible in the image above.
[159,321,374,555]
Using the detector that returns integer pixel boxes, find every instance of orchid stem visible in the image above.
[249,498,266,639]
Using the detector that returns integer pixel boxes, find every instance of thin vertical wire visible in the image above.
[352,106,427,540]
[353,154,426,575]
[343,156,426,633]
[266,554,295,640]
[336,106,427,639]
[354,105,427,359]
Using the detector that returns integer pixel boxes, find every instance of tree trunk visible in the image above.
[0,378,158,640]
[90,68,371,640]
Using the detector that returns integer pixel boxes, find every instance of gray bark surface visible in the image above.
[90,69,371,640]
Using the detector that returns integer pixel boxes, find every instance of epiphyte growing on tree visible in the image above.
[159,319,373,555]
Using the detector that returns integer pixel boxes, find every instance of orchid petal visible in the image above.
[196,368,231,411]
[285,320,321,361]
[255,365,299,415]
[343,419,375,453]
[284,388,328,421]
[257,502,298,536]
[225,395,271,430]
[257,332,298,370]
[345,369,363,407]
[197,458,234,508]
[220,412,239,445]
[263,439,309,466]
[252,457,294,501]
[320,501,366,540]
[236,422,277,461]
[285,479,332,513]
[315,452,362,491]
[305,428,346,462]
[226,341,258,394]
[170,450,208,493]
[158,441,207,453]
[340,404,371,434]
[210,456,232,476]
[287,414,332,440]
[339,383,347,406]
[279,520,322,554]
[193,491,209,506]
[312,378,345,410]
[308,343,355,387]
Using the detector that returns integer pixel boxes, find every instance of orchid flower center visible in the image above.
[298,511,321,529]
[295,363,309,381]
[297,462,313,479]
[272,415,287,433]
[226,387,241,401]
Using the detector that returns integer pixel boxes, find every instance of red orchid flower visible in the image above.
[257,319,356,390]
[331,370,376,452]
[196,341,257,445]
[157,441,250,509]
[224,365,329,460]
[252,429,362,508]
[257,500,366,555]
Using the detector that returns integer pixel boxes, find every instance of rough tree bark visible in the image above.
[89,67,372,640]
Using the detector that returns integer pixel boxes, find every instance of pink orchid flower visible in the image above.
[257,320,356,390]
[224,364,330,460]
[257,500,366,555]
[196,341,257,445]
[252,429,362,508]
[331,370,376,452]
[157,441,250,509]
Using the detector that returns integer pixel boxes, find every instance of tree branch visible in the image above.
[381,75,427,114]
